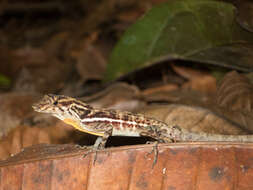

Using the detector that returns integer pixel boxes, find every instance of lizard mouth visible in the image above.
[32,95,53,113]
[32,102,48,113]
[32,103,40,112]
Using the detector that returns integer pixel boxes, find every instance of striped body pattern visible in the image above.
[33,94,253,147]
[80,109,162,137]
[32,94,169,140]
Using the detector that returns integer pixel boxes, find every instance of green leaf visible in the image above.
[105,0,253,81]
[0,74,11,87]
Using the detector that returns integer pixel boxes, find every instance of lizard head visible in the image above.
[32,94,93,121]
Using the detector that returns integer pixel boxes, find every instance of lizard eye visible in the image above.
[53,101,58,106]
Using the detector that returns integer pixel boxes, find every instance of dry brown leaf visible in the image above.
[0,93,39,138]
[142,69,253,133]
[144,89,211,106]
[74,42,107,81]
[0,46,22,78]
[4,44,74,94]
[139,104,249,135]
[216,71,253,112]
[74,0,141,37]
[0,121,82,160]
[184,75,217,94]
[214,71,253,132]
[2,143,253,189]
[213,106,253,133]
[141,83,178,97]
[13,58,72,94]
[43,32,71,58]
[143,88,253,134]
[81,82,143,111]
[117,9,144,22]
[13,67,37,92]
[236,0,253,32]
[172,64,217,94]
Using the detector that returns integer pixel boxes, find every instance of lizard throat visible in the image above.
[63,118,104,136]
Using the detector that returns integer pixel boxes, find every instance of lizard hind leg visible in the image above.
[83,124,113,165]
[144,141,159,168]
[144,136,172,168]
[140,127,168,168]
[145,139,168,168]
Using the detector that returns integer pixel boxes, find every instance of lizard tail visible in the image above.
[168,126,253,143]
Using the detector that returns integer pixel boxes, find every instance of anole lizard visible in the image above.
[32,94,253,161]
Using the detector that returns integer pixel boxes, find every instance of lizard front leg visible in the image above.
[93,128,112,149]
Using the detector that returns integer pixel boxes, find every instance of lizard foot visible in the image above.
[75,144,98,163]
[145,141,159,168]
[82,146,103,165]
[82,136,105,165]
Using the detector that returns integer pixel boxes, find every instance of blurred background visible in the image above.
[0,0,253,161]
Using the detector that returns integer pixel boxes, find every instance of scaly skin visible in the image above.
[33,94,253,149]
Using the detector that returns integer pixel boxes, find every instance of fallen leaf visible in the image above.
[0,121,84,160]
[236,0,253,32]
[139,104,248,135]
[172,65,217,94]
[216,71,253,112]
[75,42,107,81]
[81,82,143,111]
[0,93,38,138]
[105,0,253,81]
